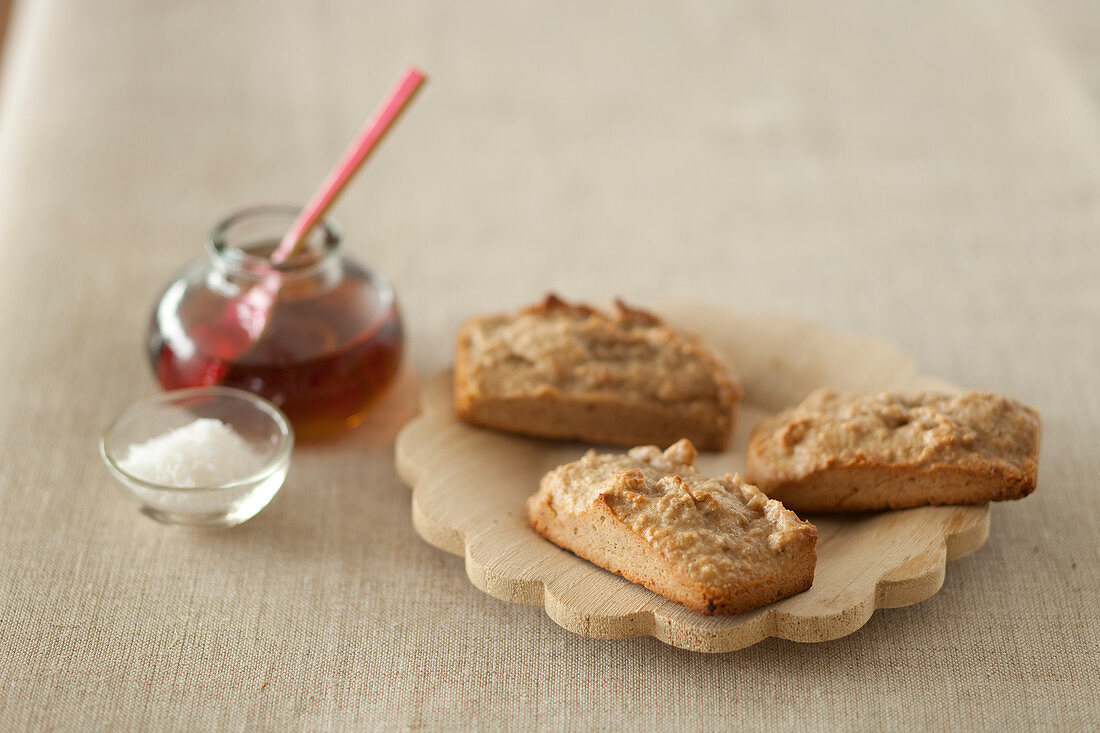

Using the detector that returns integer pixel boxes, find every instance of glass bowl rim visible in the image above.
[100,386,294,493]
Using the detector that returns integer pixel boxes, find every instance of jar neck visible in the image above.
[206,205,342,284]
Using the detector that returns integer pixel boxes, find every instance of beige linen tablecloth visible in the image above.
[1,0,1097,728]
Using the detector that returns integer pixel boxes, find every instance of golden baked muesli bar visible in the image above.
[744,389,1040,512]
[527,439,818,615]
[454,295,741,450]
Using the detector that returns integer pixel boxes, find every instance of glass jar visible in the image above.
[148,205,404,440]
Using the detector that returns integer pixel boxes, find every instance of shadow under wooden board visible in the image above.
[394,305,990,653]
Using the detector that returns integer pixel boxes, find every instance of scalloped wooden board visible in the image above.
[395,305,990,652]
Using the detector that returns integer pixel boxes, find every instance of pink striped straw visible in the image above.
[273,66,427,262]
[218,66,427,345]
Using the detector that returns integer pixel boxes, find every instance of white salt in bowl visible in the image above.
[100,387,294,527]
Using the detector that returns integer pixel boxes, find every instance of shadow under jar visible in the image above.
[148,205,403,440]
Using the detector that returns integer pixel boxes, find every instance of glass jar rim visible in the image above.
[206,204,341,279]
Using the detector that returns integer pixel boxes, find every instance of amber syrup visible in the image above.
[149,254,403,440]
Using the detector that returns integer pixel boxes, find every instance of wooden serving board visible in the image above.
[394,305,990,653]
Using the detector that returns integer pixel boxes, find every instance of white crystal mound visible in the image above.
[118,418,265,488]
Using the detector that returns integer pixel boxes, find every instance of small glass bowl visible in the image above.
[100,387,293,527]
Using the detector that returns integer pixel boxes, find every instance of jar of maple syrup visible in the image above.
[148,205,403,440]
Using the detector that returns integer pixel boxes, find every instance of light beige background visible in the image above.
[0,0,1097,729]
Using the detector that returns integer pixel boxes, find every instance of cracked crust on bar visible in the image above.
[527,439,817,615]
[455,295,741,450]
[744,389,1040,512]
